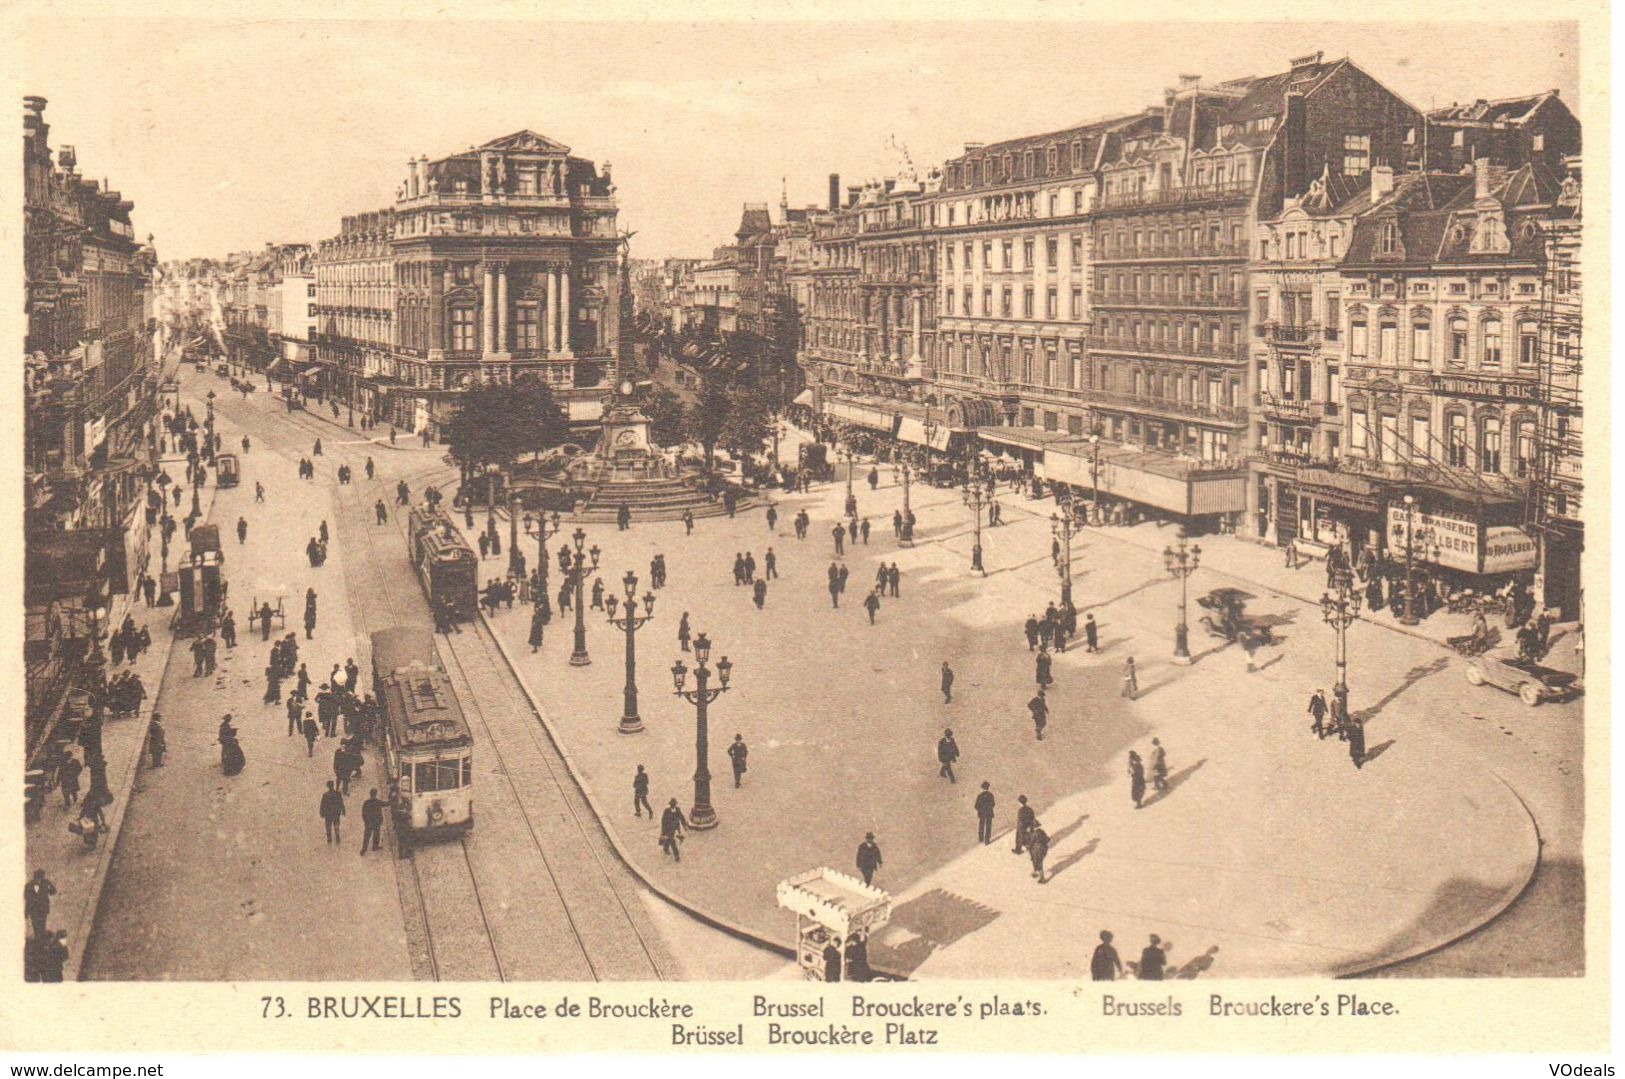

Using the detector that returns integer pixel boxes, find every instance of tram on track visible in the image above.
[371,627,475,848]
[406,506,478,623]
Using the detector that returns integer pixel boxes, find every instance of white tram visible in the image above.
[371,627,474,847]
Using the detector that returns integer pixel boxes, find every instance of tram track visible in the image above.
[309,426,673,981]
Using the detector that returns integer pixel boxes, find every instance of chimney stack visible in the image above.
[1370,165,1395,202]
[963,141,985,154]
[847,184,861,208]
[407,159,419,198]
[829,173,840,211]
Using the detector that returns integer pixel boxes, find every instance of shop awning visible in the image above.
[823,399,899,434]
[792,389,815,408]
[974,426,1072,453]
[1296,466,1385,514]
[896,415,953,451]
[1044,445,1246,516]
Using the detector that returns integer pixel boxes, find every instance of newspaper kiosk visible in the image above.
[776,867,891,982]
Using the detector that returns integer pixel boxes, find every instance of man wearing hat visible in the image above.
[974,782,996,844]
[936,728,959,784]
[1028,819,1050,883]
[855,832,883,886]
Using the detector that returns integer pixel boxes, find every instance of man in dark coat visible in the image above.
[633,765,652,818]
[974,781,996,844]
[24,870,55,941]
[302,714,319,756]
[1307,689,1329,738]
[659,799,688,862]
[1028,820,1050,883]
[259,601,274,642]
[360,788,386,855]
[147,716,167,768]
[862,589,881,625]
[1091,930,1124,981]
[1138,935,1167,980]
[320,780,345,844]
[940,661,954,704]
[1024,615,1040,651]
[855,832,883,886]
[831,524,845,555]
[1028,689,1049,740]
[936,728,959,783]
[1347,719,1366,769]
[1013,794,1035,854]
[727,734,749,787]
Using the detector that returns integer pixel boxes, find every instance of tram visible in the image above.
[406,506,478,622]
[371,627,474,847]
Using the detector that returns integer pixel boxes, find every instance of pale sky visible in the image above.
[19,17,1580,263]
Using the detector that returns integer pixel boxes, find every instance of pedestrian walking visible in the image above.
[727,734,748,787]
[766,505,778,532]
[659,799,688,862]
[860,518,870,545]
[221,609,236,648]
[1013,795,1034,854]
[1128,750,1146,808]
[831,524,844,555]
[855,832,883,886]
[683,509,694,535]
[1138,935,1167,980]
[863,589,881,624]
[1024,615,1040,651]
[892,509,903,539]
[360,789,385,855]
[529,604,546,652]
[1035,649,1053,688]
[940,661,954,703]
[147,716,167,768]
[259,601,273,642]
[1028,688,1049,740]
[974,781,995,844]
[937,728,959,783]
[1028,820,1050,884]
[1091,931,1124,981]
[237,516,248,544]
[1151,737,1168,792]
[319,780,345,844]
[887,563,900,598]
[1347,718,1366,769]
[752,578,767,610]
[24,870,56,941]
[677,612,691,652]
[302,714,319,757]
[764,547,777,580]
[1121,656,1138,699]
[1307,689,1329,738]
[633,765,652,818]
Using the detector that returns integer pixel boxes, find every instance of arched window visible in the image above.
[1481,318,1503,367]
[1449,317,1469,364]
[1515,417,1537,476]
[1480,415,1503,473]
[1447,412,1468,467]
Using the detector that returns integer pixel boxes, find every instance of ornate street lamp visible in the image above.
[962,480,988,576]
[605,571,657,735]
[670,633,732,830]
[1051,498,1076,609]
[1162,528,1202,664]
[568,527,601,666]
[1320,566,1363,728]
[523,509,562,595]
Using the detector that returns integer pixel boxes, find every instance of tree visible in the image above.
[721,389,773,466]
[684,375,735,470]
[643,385,686,448]
[444,375,566,495]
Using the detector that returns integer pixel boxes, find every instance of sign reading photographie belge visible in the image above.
[1429,373,1540,404]
[1386,505,1538,574]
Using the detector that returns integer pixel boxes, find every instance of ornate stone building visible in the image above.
[317,130,622,435]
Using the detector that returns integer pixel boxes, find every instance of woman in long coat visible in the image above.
[1128,751,1147,809]
[528,604,546,653]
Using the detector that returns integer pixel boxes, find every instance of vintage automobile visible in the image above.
[1464,652,1581,707]
[1196,587,1275,649]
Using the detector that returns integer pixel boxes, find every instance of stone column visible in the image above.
[495,264,509,353]
[428,262,446,360]
[546,268,560,353]
[912,293,922,358]
[559,264,573,357]
[482,265,496,353]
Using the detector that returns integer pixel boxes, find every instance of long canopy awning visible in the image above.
[823,399,899,434]
[975,426,1076,454]
[1044,445,1247,516]
[896,415,953,451]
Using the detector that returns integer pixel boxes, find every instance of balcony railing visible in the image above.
[1093,240,1249,261]
[1086,387,1248,425]
[1097,180,1253,211]
[1261,321,1321,345]
[1094,290,1243,309]
[1087,333,1248,362]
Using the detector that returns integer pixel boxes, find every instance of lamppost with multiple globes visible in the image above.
[523,509,563,595]
[1320,565,1362,727]
[1163,528,1202,664]
[1051,497,1076,609]
[605,572,656,735]
[963,480,988,575]
[567,527,601,667]
[1396,494,1437,627]
[1089,432,1103,524]
[670,634,732,831]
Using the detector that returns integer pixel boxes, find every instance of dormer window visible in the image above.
[1380,221,1399,255]
[1533,133,1545,152]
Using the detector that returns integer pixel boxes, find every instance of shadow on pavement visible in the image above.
[1049,836,1100,879]
[1142,758,1207,808]
[1361,739,1397,766]
[871,888,1002,976]
[1173,945,1221,978]
[1353,656,1452,723]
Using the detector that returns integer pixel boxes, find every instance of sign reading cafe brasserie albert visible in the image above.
[1386,504,1538,575]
